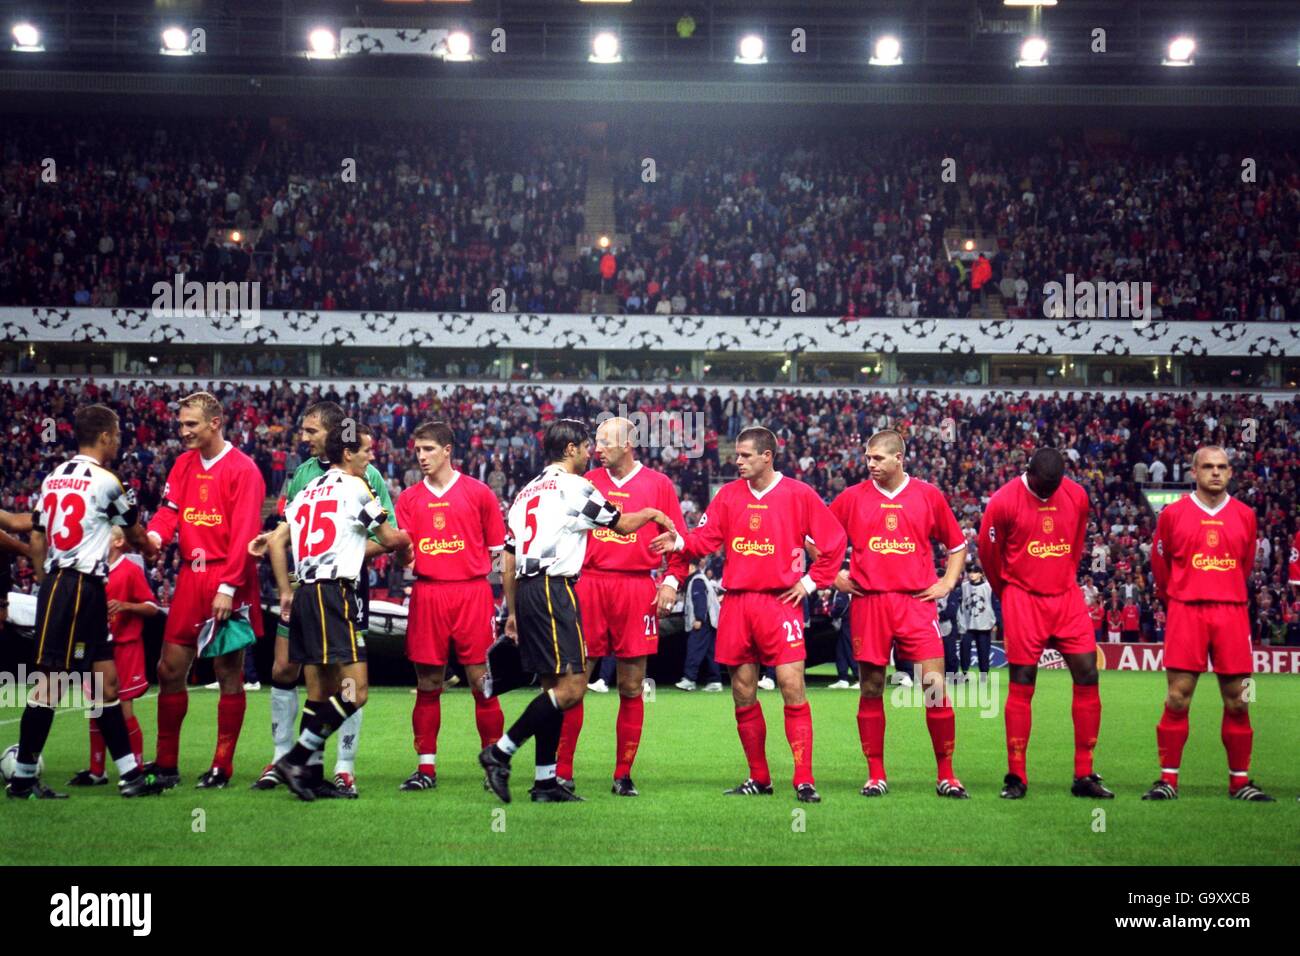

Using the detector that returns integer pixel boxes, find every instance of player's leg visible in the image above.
[404,662,445,789]
[560,575,607,787]
[1144,669,1198,799]
[1216,673,1273,801]
[725,660,772,794]
[528,670,587,800]
[1063,650,1111,798]
[7,668,64,798]
[917,656,965,797]
[555,657,597,787]
[254,631,301,789]
[87,659,159,796]
[464,662,503,748]
[277,662,367,801]
[857,662,888,794]
[201,646,247,787]
[775,659,817,800]
[612,655,647,795]
[149,640,195,785]
[1001,663,1037,798]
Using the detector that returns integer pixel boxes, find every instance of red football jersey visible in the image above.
[830,475,965,593]
[395,472,505,581]
[977,475,1089,597]
[1122,603,1139,629]
[1150,493,1255,604]
[678,473,846,592]
[106,556,156,644]
[147,442,266,594]
[584,462,689,586]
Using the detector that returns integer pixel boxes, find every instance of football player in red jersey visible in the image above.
[978,448,1112,800]
[830,430,969,798]
[653,426,845,802]
[144,392,266,790]
[395,421,507,791]
[1144,446,1274,801]
[555,416,688,797]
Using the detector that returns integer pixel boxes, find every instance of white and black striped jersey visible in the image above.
[505,464,622,578]
[285,469,388,584]
[32,454,139,578]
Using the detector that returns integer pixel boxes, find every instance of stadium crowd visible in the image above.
[3,118,1297,325]
[2,378,1298,646]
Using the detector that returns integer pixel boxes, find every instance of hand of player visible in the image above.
[212,591,233,623]
[248,532,271,558]
[651,509,676,532]
[279,590,293,622]
[655,584,677,616]
[650,531,678,555]
[913,579,953,603]
[107,599,123,618]
[834,569,865,596]
[778,579,810,606]
[504,614,519,644]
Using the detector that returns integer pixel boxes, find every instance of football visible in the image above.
[0,744,44,782]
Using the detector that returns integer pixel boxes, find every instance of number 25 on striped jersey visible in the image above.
[42,492,86,550]
[294,499,338,559]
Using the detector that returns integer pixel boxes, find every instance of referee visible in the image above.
[479,419,674,803]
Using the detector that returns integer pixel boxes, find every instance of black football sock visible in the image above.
[499,691,560,755]
[533,706,564,783]
[284,701,327,766]
[16,701,56,775]
[96,700,142,781]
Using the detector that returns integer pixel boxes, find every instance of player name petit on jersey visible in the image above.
[287,471,389,584]
[395,472,505,581]
[35,454,139,577]
[831,474,964,593]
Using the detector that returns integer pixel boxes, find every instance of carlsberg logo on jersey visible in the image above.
[1042,273,1152,327]
[152,272,261,329]
[49,886,151,936]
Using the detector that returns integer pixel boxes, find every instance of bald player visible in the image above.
[1144,446,1274,802]
[557,417,688,797]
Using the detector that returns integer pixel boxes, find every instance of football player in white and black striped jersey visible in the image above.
[254,422,411,801]
[479,419,676,804]
[8,404,163,800]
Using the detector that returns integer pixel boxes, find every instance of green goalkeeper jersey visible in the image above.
[279,456,398,536]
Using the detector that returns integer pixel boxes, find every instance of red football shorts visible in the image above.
[406,578,495,666]
[715,591,807,668]
[575,571,658,659]
[163,565,263,646]
[849,591,943,666]
[1163,599,1253,674]
[1000,584,1096,666]
[113,638,148,701]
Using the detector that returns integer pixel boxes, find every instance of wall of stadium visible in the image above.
[4,308,1298,359]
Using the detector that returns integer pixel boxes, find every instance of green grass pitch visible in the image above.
[2,670,1297,866]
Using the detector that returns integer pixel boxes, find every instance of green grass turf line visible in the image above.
[1,672,1296,866]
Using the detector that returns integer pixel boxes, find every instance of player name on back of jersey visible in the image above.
[44,476,91,492]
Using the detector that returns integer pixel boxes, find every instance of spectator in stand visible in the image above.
[1121,596,1141,643]
[958,567,995,683]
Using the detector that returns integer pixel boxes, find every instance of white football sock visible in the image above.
[270,687,298,762]
[333,707,362,775]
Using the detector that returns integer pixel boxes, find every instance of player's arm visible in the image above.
[611,507,673,536]
[146,465,183,549]
[501,546,519,643]
[829,491,865,596]
[267,526,293,620]
[366,468,398,556]
[215,464,266,609]
[28,529,47,584]
[1149,509,1171,603]
[0,510,32,535]
[915,489,966,602]
[481,484,508,567]
[653,494,726,558]
[656,479,691,613]
[111,483,159,562]
[0,528,31,559]
[374,518,411,562]
[1242,508,1257,584]
[124,522,160,563]
[109,567,161,619]
[976,498,1006,596]
[781,493,847,606]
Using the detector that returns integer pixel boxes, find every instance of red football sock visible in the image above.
[614,694,645,779]
[783,701,814,788]
[735,702,771,786]
[126,714,143,765]
[413,689,442,775]
[857,696,886,780]
[1156,704,1189,787]
[154,689,189,768]
[1221,708,1253,793]
[1072,683,1101,778]
[556,700,583,780]
[1005,681,1034,783]
[89,720,106,776]
[472,689,504,748]
[926,697,956,782]
[212,691,246,776]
